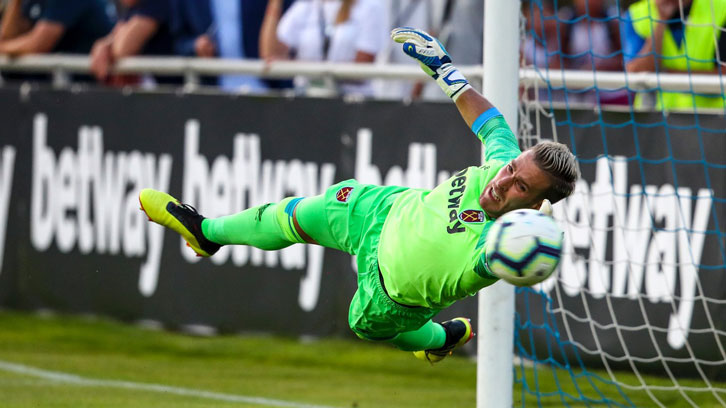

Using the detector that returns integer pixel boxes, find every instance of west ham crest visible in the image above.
[458,209,485,223]
[336,186,353,202]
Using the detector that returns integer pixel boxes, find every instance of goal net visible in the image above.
[513,0,726,406]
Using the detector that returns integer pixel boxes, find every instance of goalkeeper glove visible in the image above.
[391,27,472,101]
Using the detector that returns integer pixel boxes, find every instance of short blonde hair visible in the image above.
[528,141,579,203]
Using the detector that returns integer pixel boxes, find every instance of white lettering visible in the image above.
[588,158,614,298]
[180,121,337,311]
[0,146,16,276]
[354,128,440,189]
[668,188,711,349]
[298,163,336,311]
[558,180,590,297]
[29,113,174,297]
[76,127,95,254]
[31,114,54,251]
[55,148,77,253]
[123,152,145,257]
[549,156,713,350]
[181,120,207,264]
[645,184,677,303]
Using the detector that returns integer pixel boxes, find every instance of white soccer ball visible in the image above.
[484,208,563,286]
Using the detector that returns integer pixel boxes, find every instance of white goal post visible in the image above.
[477,1,520,407]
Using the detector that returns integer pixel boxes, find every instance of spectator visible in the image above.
[90,0,175,84]
[0,0,114,56]
[561,0,627,105]
[90,0,213,86]
[260,0,389,97]
[419,0,484,101]
[207,0,295,93]
[170,0,214,58]
[622,0,726,110]
[374,0,435,100]
[522,1,564,71]
[436,0,483,67]
[521,0,566,102]
[170,0,217,86]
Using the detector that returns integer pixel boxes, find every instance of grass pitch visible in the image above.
[0,310,475,408]
[0,310,723,407]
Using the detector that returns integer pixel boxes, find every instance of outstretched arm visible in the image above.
[390,27,495,129]
[453,89,494,129]
[392,27,519,162]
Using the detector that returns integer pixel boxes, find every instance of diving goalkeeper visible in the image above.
[140,27,578,363]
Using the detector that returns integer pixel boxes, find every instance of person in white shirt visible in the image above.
[260,0,387,97]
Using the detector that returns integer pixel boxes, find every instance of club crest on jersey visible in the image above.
[459,209,485,223]
[336,186,354,202]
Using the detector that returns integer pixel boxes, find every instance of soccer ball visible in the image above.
[484,209,563,286]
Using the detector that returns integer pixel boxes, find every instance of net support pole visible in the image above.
[477,0,519,407]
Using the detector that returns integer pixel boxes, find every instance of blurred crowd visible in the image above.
[0,0,723,108]
[523,0,726,109]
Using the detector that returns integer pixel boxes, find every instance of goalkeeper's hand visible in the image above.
[391,27,471,101]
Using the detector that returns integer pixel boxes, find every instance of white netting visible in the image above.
[514,0,726,406]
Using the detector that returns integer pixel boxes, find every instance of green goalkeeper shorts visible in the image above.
[302,180,441,340]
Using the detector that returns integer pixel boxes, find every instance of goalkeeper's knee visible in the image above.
[274,197,308,244]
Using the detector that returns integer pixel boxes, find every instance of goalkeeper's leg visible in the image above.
[202,195,343,251]
[388,320,447,351]
[139,189,343,256]
[407,318,474,364]
[388,318,474,364]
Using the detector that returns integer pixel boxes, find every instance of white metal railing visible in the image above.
[0,54,724,94]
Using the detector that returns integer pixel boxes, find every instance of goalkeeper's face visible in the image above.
[479,150,552,219]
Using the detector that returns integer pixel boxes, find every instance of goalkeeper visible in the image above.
[140,27,578,363]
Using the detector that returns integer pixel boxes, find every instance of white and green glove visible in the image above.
[391,27,472,101]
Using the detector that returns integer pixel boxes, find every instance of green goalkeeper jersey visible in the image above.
[378,111,521,309]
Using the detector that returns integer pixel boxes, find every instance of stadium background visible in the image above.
[0,86,723,366]
[0,0,725,406]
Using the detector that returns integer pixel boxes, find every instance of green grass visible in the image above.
[0,310,476,408]
[0,310,723,407]
[513,361,726,407]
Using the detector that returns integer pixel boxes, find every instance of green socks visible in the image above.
[200,196,445,352]
[200,195,343,252]
[201,198,306,250]
[389,320,446,352]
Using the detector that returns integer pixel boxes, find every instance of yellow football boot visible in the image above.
[414,318,474,364]
[139,189,220,257]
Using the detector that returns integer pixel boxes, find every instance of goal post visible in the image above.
[504,0,726,406]
[477,1,521,407]
[478,0,726,406]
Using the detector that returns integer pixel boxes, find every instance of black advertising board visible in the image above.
[0,87,723,377]
[521,108,726,378]
[0,87,480,337]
